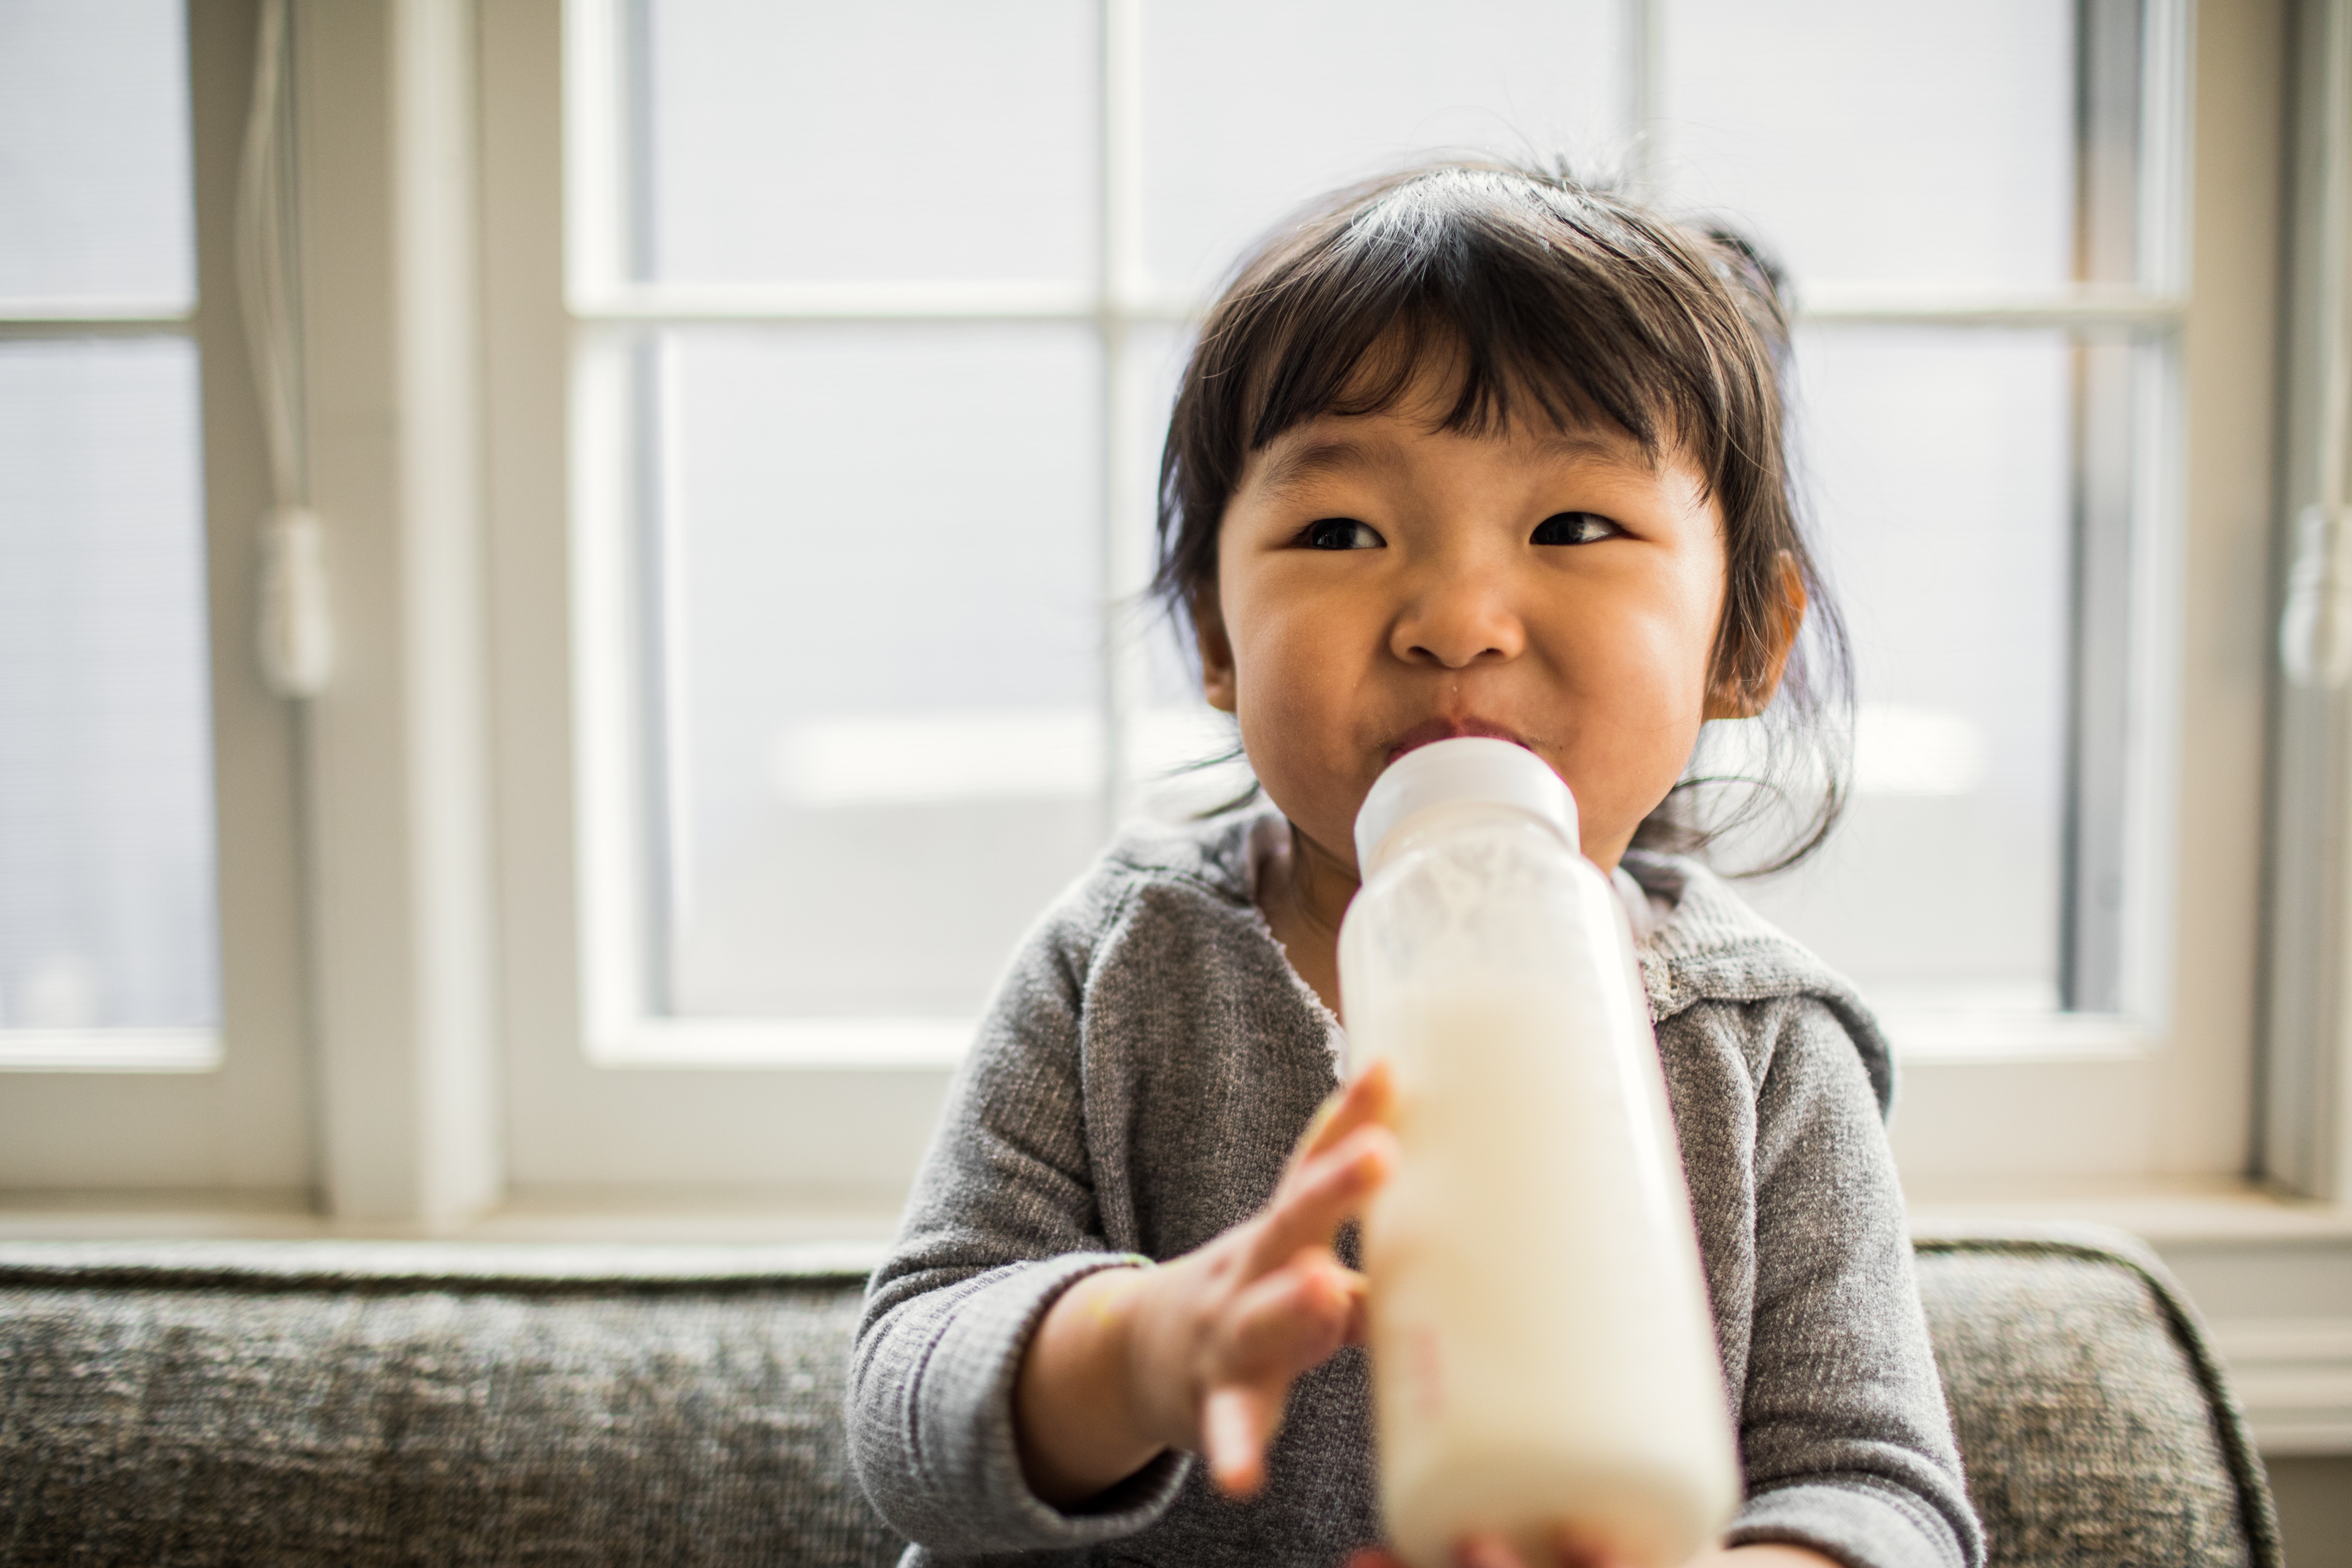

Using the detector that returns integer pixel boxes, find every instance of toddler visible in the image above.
[846,163,1982,1568]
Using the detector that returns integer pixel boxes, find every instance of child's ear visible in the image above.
[1194,586,1238,713]
[1704,551,1807,720]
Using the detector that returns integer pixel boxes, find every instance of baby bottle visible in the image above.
[1336,737,1738,1568]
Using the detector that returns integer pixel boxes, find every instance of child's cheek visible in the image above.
[1547,611,1714,828]
[1234,624,1380,841]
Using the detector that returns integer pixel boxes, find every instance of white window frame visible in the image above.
[0,0,2329,1236]
[5,0,519,1224]
[556,0,1179,1071]
[0,0,313,1196]
[479,0,2301,1202]
[1794,0,2192,1076]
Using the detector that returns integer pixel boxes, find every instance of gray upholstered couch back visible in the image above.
[0,1229,2279,1567]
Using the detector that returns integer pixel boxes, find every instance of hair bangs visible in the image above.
[1232,182,1702,472]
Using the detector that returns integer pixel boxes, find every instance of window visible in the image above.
[0,0,214,1061]
[484,0,2282,1197]
[1679,0,2185,1046]
[0,0,2315,1218]
[0,0,309,1191]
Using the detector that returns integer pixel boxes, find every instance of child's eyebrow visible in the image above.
[1526,429,1660,471]
[1248,426,1660,501]
[1250,436,1394,499]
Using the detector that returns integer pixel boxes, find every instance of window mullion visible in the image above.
[1623,0,1660,194]
[2262,0,2352,1200]
[1102,0,1148,823]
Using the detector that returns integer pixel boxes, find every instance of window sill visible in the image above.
[1906,1174,2352,1242]
[0,1184,903,1255]
[1883,1008,2152,1063]
[588,1009,2160,1073]
[9,1175,2338,1245]
[0,1030,221,1073]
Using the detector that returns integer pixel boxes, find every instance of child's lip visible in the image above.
[1385,717,1533,763]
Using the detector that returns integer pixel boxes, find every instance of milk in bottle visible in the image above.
[1336,737,1738,1568]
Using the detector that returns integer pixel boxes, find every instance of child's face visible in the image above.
[1198,372,1731,876]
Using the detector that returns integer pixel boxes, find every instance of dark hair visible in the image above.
[1149,161,1851,872]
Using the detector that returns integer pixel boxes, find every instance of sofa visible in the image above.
[0,1226,2280,1566]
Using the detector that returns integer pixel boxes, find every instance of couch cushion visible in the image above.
[0,1232,2288,1568]
[0,1241,902,1568]
[1915,1226,2281,1568]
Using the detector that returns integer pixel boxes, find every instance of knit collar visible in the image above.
[1106,809,1893,1116]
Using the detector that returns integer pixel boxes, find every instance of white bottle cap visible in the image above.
[1353,736,1580,873]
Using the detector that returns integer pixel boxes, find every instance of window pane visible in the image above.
[1141,0,1627,301]
[597,1,2158,1034]
[645,326,1103,1017]
[0,0,194,308]
[1718,328,2079,1010]
[0,339,218,1030]
[1659,0,2077,288]
[626,0,1098,284]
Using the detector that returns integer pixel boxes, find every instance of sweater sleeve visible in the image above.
[1724,999,1986,1568]
[844,901,1193,1555]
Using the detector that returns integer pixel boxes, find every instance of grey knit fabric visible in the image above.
[847,813,1983,1568]
[0,1242,903,1568]
[1912,1229,2282,1568]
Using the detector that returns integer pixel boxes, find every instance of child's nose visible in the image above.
[1391,565,1527,670]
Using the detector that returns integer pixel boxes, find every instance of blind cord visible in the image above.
[238,0,333,698]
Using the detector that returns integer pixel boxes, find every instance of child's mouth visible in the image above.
[1385,717,1534,763]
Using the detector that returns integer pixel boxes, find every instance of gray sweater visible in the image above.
[848,812,1983,1568]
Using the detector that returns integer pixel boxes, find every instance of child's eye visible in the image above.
[1530,511,1623,546]
[1301,517,1385,550]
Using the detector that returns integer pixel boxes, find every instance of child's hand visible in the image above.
[1014,1061,1396,1504]
[1130,1057,1398,1494]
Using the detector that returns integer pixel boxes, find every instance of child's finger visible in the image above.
[1218,1246,1355,1378]
[1339,1265,1371,1345]
[1294,1059,1396,1165]
[1249,1124,1394,1274]
[1201,1382,1280,1497]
